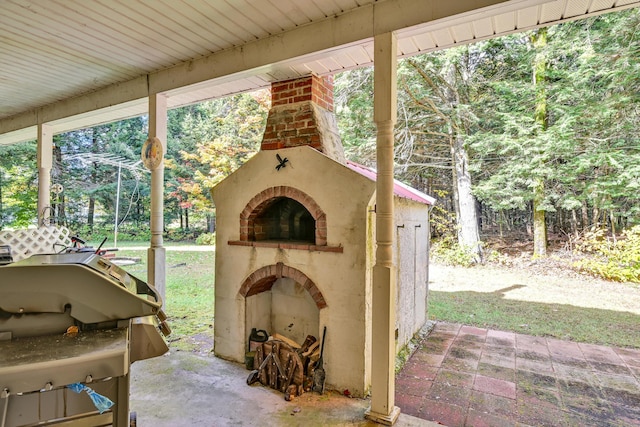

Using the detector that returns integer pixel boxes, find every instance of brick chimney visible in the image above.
[261,75,346,163]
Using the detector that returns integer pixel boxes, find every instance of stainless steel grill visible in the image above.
[0,252,170,427]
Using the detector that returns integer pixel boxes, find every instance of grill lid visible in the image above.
[0,252,161,325]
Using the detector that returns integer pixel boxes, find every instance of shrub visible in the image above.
[195,232,216,245]
[69,224,97,241]
[115,225,151,242]
[429,191,456,238]
[165,228,205,242]
[485,249,513,266]
[573,226,640,282]
[431,235,476,267]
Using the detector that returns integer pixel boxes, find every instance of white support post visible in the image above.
[37,124,53,226]
[365,32,400,426]
[147,93,167,304]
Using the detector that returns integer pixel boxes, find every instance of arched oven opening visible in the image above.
[252,197,315,243]
[240,186,328,247]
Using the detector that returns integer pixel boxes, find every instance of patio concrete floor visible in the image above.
[396,322,640,427]
[129,349,439,427]
[129,322,640,426]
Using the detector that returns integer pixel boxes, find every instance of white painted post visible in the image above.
[37,124,53,226]
[365,32,400,425]
[147,93,167,304]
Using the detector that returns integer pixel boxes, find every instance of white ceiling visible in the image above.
[1,0,638,144]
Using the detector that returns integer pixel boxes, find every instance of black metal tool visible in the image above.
[312,326,327,394]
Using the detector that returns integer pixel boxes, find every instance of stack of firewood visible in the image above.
[246,333,322,400]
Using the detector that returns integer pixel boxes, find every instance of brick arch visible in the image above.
[239,186,327,245]
[238,262,327,309]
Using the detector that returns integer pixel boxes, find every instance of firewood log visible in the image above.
[298,335,317,354]
[250,341,307,398]
[272,333,301,349]
[301,341,319,357]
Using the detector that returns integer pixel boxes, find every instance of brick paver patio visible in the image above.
[395,322,640,426]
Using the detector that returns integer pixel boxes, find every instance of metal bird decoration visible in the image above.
[275,153,289,171]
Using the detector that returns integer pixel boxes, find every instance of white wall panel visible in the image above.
[564,0,591,16]
[472,17,496,38]
[517,6,541,27]
[493,11,517,32]
[431,28,455,47]
[451,23,475,42]
[412,32,438,51]
[540,0,567,22]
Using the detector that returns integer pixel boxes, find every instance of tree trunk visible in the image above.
[136,199,143,226]
[581,201,589,231]
[609,210,617,243]
[532,179,547,257]
[450,137,461,232]
[571,209,578,239]
[444,62,482,262]
[532,27,548,258]
[88,197,95,231]
[452,133,482,261]
[185,208,189,230]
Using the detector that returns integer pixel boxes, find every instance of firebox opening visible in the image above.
[253,197,315,243]
[245,278,320,347]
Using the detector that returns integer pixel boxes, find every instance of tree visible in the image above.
[168,92,268,232]
[558,11,640,232]
[399,49,484,261]
[336,54,485,262]
[531,27,549,257]
[335,9,640,258]
[0,141,38,228]
[472,10,640,244]
[334,68,377,166]
[55,117,148,235]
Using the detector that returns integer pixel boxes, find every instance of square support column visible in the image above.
[37,124,53,226]
[365,32,400,426]
[147,93,167,304]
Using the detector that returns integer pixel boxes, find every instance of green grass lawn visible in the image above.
[116,247,215,352]
[429,290,640,348]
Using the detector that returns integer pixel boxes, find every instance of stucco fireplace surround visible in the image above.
[212,75,433,397]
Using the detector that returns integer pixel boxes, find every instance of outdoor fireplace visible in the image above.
[212,75,434,397]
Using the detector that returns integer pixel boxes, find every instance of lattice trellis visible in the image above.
[0,226,72,262]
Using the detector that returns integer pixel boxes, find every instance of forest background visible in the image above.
[1,9,638,282]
